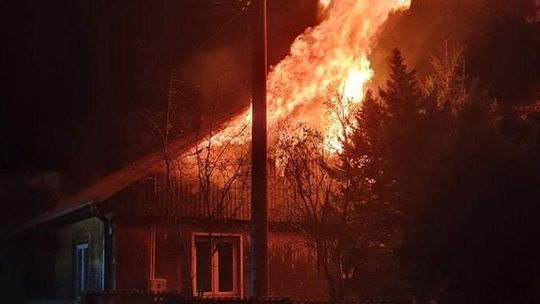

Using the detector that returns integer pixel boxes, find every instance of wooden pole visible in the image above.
[250,0,269,297]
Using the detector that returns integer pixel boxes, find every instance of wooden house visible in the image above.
[12,122,327,301]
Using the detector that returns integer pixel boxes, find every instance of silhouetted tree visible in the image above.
[330,46,540,303]
[276,124,349,299]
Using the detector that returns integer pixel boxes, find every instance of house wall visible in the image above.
[154,224,187,292]
[268,230,327,299]
[50,214,326,299]
[105,176,327,298]
[153,222,251,295]
[114,222,186,293]
[115,221,251,295]
[114,219,151,290]
[54,217,105,299]
[119,221,327,298]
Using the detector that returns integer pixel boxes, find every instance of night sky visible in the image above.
[0,0,318,186]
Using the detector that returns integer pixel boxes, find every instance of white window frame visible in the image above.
[75,242,89,292]
[191,232,243,297]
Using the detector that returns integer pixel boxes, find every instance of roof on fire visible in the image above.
[10,108,246,237]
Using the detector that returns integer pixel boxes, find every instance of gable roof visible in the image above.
[11,109,246,236]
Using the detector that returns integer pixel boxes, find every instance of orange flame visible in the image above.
[319,0,332,10]
[208,0,410,151]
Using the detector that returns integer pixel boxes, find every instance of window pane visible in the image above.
[196,239,211,293]
[81,248,86,290]
[75,249,81,291]
[218,241,234,292]
[74,243,88,292]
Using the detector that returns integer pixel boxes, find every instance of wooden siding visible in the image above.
[113,221,326,297]
[114,220,151,290]
[112,176,294,222]
[268,232,327,299]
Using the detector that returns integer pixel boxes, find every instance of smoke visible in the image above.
[181,44,251,120]
[179,0,319,123]
[370,0,540,103]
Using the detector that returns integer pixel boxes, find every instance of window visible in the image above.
[74,242,89,293]
[193,234,242,296]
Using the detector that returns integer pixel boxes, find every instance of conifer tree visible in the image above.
[331,50,426,301]
[379,49,422,125]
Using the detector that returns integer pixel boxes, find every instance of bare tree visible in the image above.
[177,121,250,296]
[146,80,251,295]
[275,119,359,300]
[191,125,250,222]
[143,71,196,294]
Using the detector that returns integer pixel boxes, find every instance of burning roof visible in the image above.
[10,109,244,236]
[12,0,413,236]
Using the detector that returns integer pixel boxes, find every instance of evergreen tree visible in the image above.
[295,46,540,302]
[376,49,427,212]
[342,47,540,302]
[332,49,427,301]
[379,49,422,125]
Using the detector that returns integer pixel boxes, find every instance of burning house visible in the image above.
[10,0,413,301]
[12,119,327,299]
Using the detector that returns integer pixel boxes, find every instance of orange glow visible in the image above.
[208,0,410,151]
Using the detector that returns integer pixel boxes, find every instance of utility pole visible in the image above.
[250,0,268,298]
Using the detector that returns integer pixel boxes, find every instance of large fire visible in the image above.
[208,0,410,151]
